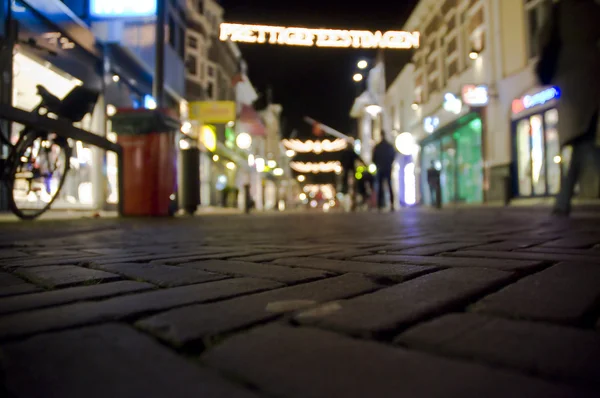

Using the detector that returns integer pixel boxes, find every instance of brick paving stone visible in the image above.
[473,262,600,324]
[15,265,120,288]
[201,324,583,398]
[0,255,100,269]
[295,268,514,337]
[183,259,331,284]
[0,280,154,315]
[397,242,482,256]
[0,272,40,298]
[444,250,600,264]
[150,250,282,265]
[0,249,29,259]
[352,254,543,271]
[520,247,600,257]
[0,323,258,398]
[0,277,282,340]
[274,257,439,282]
[137,274,380,347]
[469,240,550,251]
[313,250,374,260]
[230,248,339,262]
[396,313,600,388]
[91,263,227,287]
[542,237,600,249]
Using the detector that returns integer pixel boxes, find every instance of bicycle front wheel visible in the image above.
[8,132,70,220]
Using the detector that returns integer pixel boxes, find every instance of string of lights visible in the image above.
[282,139,347,154]
[290,161,342,174]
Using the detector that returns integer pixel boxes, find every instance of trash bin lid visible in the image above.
[110,109,181,135]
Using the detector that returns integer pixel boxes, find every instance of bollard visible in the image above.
[244,184,252,214]
[503,175,512,206]
[178,146,200,215]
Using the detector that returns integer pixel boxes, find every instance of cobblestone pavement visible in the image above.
[1,208,600,397]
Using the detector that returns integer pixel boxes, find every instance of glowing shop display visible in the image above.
[404,163,416,205]
[220,23,420,50]
[512,87,561,115]
[282,138,347,154]
[424,117,439,134]
[443,93,462,115]
[89,0,157,18]
[290,161,342,174]
[462,85,489,106]
[255,157,266,172]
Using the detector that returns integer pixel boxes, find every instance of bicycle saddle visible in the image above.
[36,85,61,112]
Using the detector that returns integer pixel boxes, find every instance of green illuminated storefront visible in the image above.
[420,113,484,205]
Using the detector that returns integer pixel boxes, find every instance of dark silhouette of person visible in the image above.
[537,0,600,216]
[427,161,442,209]
[340,143,360,195]
[372,137,396,211]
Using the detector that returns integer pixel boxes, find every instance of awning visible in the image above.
[238,104,266,136]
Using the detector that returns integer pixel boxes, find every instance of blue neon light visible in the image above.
[522,86,561,109]
[89,0,157,18]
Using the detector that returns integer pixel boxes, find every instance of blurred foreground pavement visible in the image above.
[1,208,599,397]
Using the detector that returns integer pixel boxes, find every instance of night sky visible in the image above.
[221,0,419,139]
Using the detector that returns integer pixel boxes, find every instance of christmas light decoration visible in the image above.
[220,23,420,50]
[290,161,342,174]
[282,138,347,154]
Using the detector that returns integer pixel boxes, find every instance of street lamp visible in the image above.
[236,132,252,150]
[357,60,368,69]
[353,73,363,82]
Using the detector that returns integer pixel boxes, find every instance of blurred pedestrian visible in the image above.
[536,0,600,216]
[427,161,442,209]
[373,136,396,211]
[340,142,361,195]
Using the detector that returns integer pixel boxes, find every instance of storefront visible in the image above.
[511,86,562,198]
[420,111,484,206]
[7,0,106,210]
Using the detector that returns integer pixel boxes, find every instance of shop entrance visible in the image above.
[421,115,483,205]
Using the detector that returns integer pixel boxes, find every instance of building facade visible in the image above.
[382,0,590,206]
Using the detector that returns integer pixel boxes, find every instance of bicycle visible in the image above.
[0,83,99,220]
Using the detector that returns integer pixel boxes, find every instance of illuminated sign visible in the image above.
[143,95,157,110]
[512,86,561,115]
[89,0,157,18]
[462,84,489,106]
[219,23,420,49]
[200,125,217,152]
[189,101,236,124]
[424,116,439,134]
[443,93,462,115]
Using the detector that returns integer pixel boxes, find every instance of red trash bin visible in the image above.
[110,109,180,216]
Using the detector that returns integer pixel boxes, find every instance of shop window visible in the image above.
[530,114,546,195]
[544,109,561,194]
[525,0,551,59]
[516,119,533,196]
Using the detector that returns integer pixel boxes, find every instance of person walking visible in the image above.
[427,161,442,209]
[536,0,600,216]
[373,136,396,211]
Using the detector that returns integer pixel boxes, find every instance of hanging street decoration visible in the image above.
[220,23,420,50]
[290,161,342,174]
[282,138,347,154]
